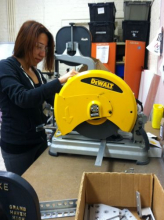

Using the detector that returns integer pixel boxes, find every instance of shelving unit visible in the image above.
[115,42,125,79]
[116,42,125,62]
[91,40,146,98]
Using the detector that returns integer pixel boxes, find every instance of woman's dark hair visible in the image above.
[14,20,54,71]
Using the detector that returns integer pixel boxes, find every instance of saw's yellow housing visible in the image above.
[54,70,137,136]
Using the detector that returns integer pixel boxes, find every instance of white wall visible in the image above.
[145,0,164,106]
[0,0,124,43]
[147,0,160,74]
[154,0,164,105]
[0,0,125,73]
[0,0,9,41]
[0,0,160,76]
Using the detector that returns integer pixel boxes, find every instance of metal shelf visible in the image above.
[116,61,124,64]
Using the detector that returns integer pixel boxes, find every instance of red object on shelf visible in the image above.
[91,41,146,99]
[124,40,146,99]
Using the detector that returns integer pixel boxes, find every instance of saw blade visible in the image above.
[74,120,119,139]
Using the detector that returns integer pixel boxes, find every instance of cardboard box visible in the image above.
[78,58,111,72]
[75,172,164,220]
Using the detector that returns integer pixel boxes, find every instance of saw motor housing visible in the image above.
[54,70,137,139]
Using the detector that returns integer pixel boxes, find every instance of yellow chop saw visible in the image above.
[49,70,149,166]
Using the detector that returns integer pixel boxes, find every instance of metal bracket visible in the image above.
[95,139,106,166]
[84,204,137,220]
[40,199,77,219]
[84,204,120,220]
[121,209,137,220]
[136,191,155,220]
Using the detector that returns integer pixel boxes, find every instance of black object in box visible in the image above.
[89,21,115,42]
[122,20,150,42]
[88,2,116,22]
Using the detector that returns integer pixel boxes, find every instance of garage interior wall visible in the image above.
[0,0,163,106]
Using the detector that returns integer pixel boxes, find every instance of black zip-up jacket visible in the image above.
[0,56,62,150]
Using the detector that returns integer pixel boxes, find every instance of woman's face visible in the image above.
[32,33,48,66]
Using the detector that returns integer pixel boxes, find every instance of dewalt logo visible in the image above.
[91,78,114,90]
[81,77,123,93]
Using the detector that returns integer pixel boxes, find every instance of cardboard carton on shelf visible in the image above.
[75,172,164,220]
[78,58,112,73]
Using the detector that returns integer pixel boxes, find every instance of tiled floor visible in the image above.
[0,150,6,171]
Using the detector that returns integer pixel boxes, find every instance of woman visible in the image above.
[0,20,78,175]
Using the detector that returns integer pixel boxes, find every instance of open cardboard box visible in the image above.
[78,58,111,72]
[75,172,164,220]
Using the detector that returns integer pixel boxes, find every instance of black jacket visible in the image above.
[0,56,62,146]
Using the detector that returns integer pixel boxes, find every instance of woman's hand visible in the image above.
[58,69,79,84]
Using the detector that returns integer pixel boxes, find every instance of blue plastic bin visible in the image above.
[116,64,124,79]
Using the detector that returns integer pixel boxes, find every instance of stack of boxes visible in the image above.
[88,2,116,42]
[122,1,151,42]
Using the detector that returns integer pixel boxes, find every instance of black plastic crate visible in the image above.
[124,1,151,21]
[88,2,116,22]
[89,21,115,42]
[122,20,150,42]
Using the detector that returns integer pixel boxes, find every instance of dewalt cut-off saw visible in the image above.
[49,70,149,166]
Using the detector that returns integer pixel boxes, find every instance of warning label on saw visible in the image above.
[81,77,123,93]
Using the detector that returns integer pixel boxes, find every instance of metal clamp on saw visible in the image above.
[49,70,149,166]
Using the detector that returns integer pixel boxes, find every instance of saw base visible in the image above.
[49,132,149,166]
